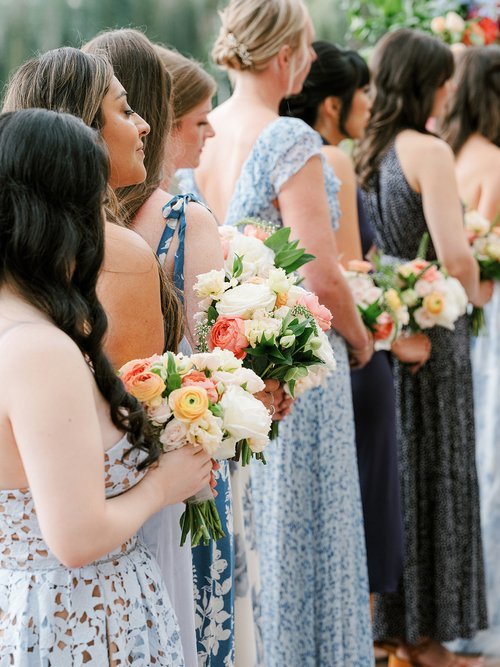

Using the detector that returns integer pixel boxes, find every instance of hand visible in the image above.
[471,280,494,308]
[150,444,212,507]
[348,335,374,370]
[391,331,432,374]
[255,379,294,422]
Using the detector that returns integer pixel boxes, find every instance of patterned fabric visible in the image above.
[157,193,235,667]
[181,116,374,667]
[453,284,500,656]
[361,141,488,643]
[0,436,184,666]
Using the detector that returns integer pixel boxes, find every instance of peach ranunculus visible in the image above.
[297,292,333,332]
[373,312,395,341]
[124,371,166,405]
[243,224,271,241]
[208,317,249,359]
[347,259,373,274]
[182,370,219,404]
[168,386,209,422]
[423,292,445,315]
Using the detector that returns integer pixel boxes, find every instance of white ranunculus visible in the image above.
[160,419,189,451]
[186,410,224,457]
[224,233,276,281]
[212,368,265,394]
[219,385,272,453]
[444,10,465,33]
[216,282,277,318]
[193,269,229,300]
[148,401,172,425]
[244,316,282,347]
[267,267,293,294]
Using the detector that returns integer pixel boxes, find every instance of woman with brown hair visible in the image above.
[357,29,492,667]
[440,45,500,659]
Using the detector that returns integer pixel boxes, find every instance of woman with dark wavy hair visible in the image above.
[357,29,492,667]
[0,108,212,664]
[440,45,500,659]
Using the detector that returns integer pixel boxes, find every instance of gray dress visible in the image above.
[361,141,488,643]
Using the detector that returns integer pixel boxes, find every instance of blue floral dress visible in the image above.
[156,194,235,667]
[179,117,374,667]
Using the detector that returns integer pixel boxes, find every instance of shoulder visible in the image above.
[321,145,355,183]
[265,116,321,146]
[184,199,218,230]
[104,222,156,275]
[397,130,454,162]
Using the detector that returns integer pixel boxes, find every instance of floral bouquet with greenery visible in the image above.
[118,349,271,545]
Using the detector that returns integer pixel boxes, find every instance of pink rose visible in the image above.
[347,259,373,274]
[182,370,219,403]
[409,260,440,283]
[208,317,249,359]
[243,224,270,241]
[297,292,333,332]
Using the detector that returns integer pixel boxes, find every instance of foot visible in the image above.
[396,639,483,667]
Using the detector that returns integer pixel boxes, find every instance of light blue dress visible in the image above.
[453,284,500,657]
[179,117,374,667]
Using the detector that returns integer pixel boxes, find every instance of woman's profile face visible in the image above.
[431,78,453,119]
[100,76,150,189]
[344,85,372,140]
[171,96,215,170]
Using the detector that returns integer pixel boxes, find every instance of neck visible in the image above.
[314,116,346,147]
[231,68,287,113]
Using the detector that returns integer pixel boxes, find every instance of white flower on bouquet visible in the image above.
[186,411,224,457]
[219,385,272,453]
[193,269,231,301]
[444,10,465,33]
[464,210,491,239]
[435,277,468,329]
[267,267,294,294]
[313,330,337,371]
[401,288,419,308]
[148,401,172,425]
[284,284,309,307]
[216,282,277,318]
[244,316,282,347]
[160,419,189,450]
[224,233,275,280]
[212,367,265,394]
[413,306,437,330]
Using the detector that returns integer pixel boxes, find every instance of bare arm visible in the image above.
[184,203,224,348]
[322,146,363,266]
[6,327,211,568]
[99,224,165,367]
[476,171,500,222]
[278,156,371,358]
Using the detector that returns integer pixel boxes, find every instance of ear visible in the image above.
[321,96,341,121]
[276,44,292,71]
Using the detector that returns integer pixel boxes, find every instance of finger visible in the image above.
[263,378,280,392]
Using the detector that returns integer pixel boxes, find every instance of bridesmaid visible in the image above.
[280,39,407,597]
[0,107,212,665]
[357,29,492,667]
[440,45,500,658]
[180,1,375,665]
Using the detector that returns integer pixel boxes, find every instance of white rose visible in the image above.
[216,282,277,318]
[244,316,282,347]
[148,401,172,425]
[224,233,276,280]
[218,225,239,241]
[186,410,224,457]
[193,269,229,300]
[219,385,272,453]
[159,419,188,451]
[267,267,293,294]
[444,11,465,33]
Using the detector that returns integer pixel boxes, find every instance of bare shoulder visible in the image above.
[321,145,355,182]
[184,200,218,230]
[397,129,454,162]
[104,222,156,274]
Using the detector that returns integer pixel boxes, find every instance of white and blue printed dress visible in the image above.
[180,117,373,667]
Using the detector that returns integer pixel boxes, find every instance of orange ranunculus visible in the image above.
[208,317,249,359]
[168,386,209,422]
[124,371,165,405]
[423,292,445,315]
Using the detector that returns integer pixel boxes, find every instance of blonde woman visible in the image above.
[179,1,375,665]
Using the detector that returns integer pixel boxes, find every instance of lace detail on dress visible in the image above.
[0,436,185,666]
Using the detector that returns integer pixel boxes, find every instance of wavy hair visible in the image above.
[280,40,369,135]
[440,45,500,154]
[0,108,160,468]
[356,29,454,188]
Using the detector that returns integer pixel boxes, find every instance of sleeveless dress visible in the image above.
[453,284,500,657]
[0,435,184,666]
[351,188,404,593]
[180,116,374,667]
[156,193,235,667]
[361,141,488,643]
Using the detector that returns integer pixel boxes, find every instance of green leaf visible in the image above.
[232,254,244,279]
[417,232,430,260]
[264,227,291,252]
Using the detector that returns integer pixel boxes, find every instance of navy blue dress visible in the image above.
[350,188,404,593]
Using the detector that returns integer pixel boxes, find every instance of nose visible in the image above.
[206,122,216,139]
[135,113,150,137]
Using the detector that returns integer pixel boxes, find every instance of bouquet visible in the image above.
[430,11,498,46]
[194,220,336,448]
[342,259,409,350]
[119,349,272,546]
[464,210,500,334]
[373,234,468,334]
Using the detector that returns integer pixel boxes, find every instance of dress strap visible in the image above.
[156,193,206,297]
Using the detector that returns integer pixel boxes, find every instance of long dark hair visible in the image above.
[356,29,454,188]
[280,40,370,135]
[440,45,500,154]
[0,108,160,468]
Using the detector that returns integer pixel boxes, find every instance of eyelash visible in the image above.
[125,108,136,116]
